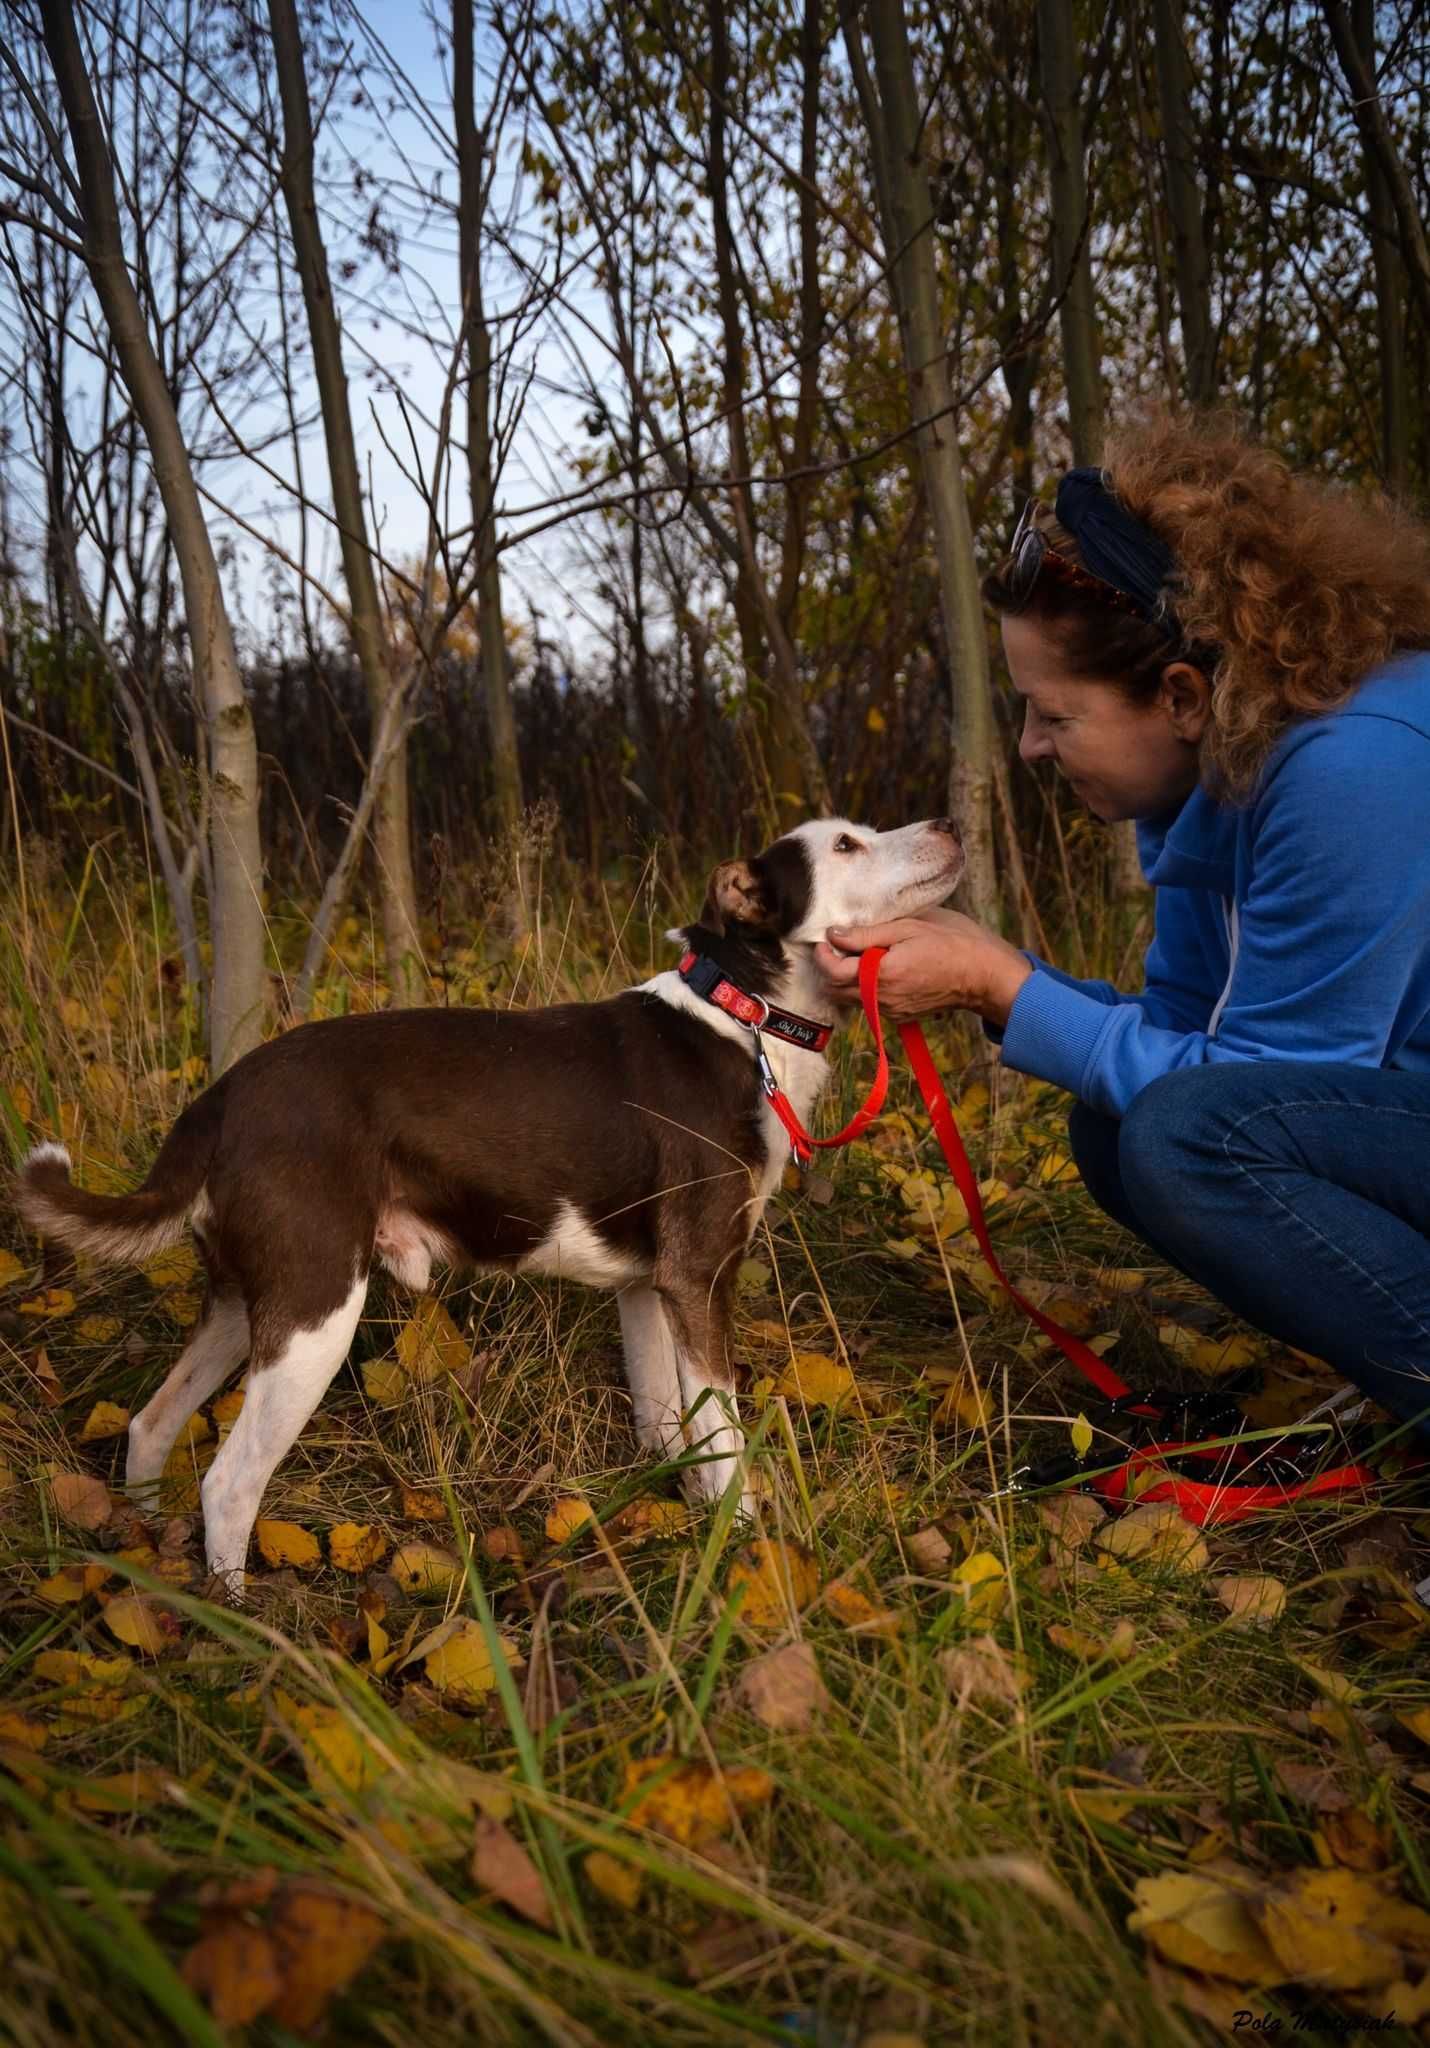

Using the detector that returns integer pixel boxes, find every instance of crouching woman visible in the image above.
[819,413,1430,1446]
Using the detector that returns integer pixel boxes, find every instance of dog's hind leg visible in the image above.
[199,1273,366,1596]
[617,1284,686,1458]
[125,1293,251,1500]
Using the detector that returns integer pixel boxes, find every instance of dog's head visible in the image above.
[678,816,964,994]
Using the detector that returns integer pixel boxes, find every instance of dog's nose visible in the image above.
[929,816,962,843]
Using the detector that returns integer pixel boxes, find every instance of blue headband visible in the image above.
[1055,467,1180,637]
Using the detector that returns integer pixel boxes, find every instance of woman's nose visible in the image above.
[1019,713,1053,765]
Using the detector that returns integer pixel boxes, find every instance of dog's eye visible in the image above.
[833,833,862,854]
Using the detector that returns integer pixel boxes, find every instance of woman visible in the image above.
[817,413,1430,1446]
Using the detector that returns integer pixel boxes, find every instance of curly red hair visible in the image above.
[986,410,1430,797]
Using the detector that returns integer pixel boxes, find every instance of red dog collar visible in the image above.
[677,952,833,1053]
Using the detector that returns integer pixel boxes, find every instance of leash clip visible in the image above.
[750,1028,780,1101]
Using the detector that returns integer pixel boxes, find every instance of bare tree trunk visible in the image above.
[1037,0,1145,903]
[1344,0,1414,486]
[1321,0,1430,333]
[708,0,829,830]
[1036,0,1104,465]
[841,0,997,924]
[40,0,265,1070]
[268,0,425,1005]
[453,0,525,882]
[1151,0,1216,406]
[992,9,1038,528]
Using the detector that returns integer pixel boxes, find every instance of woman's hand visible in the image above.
[813,908,1033,1025]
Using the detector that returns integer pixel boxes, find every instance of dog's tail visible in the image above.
[15,1090,223,1267]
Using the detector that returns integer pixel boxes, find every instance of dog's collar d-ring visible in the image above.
[677,951,832,1052]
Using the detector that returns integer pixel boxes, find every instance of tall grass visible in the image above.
[1,844,1427,2046]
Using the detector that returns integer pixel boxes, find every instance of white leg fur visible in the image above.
[673,1344,752,1516]
[200,1275,366,1593]
[617,1284,686,1456]
[126,1296,251,1496]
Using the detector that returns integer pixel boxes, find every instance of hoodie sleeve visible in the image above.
[998,715,1430,1116]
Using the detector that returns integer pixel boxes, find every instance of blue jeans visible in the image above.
[1067,1062,1430,1445]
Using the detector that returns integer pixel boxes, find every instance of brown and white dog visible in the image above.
[17,817,962,1591]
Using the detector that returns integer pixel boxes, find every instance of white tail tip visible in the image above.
[24,1142,72,1174]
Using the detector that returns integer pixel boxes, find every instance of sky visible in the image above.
[0,0,622,672]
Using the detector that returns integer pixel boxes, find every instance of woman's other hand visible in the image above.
[813,908,1033,1025]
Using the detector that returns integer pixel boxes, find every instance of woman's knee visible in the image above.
[1067,1099,1139,1232]
[1117,1065,1257,1227]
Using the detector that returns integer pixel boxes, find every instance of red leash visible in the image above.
[758,946,1378,1526]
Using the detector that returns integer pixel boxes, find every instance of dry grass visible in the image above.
[1,845,1429,2046]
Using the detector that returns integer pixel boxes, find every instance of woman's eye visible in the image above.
[833,833,861,854]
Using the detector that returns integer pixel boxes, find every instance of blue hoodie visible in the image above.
[997,652,1430,1118]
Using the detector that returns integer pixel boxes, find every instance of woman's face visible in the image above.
[1001,612,1212,823]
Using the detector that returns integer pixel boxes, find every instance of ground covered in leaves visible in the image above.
[3,877,1430,2046]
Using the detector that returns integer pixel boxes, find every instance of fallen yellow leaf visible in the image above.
[277,1695,382,1802]
[255,1521,323,1571]
[20,1288,76,1318]
[1128,1868,1281,1985]
[362,1359,407,1407]
[774,1351,854,1408]
[411,1616,521,1707]
[77,1316,124,1345]
[1256,1867,1430,1991]
[726,1539,820,1630]
[72,1766,167,1813]
[399,1485,447,1521]
[395,1297,468,1384]
[947,1550,1007,1626]
[78,1399,130,1441]
[0,1712,49,1752]
[35,1647,134,1688]
[0,1250,27,1288]
[1047,1619,1136,1662]
[328,1524,387,1574]
[211,1390,245,1435]
[36,1563,110,1605]
[545,1497,594,1545]
[824,1580,905,1636]
[622,1756,774,1846]
[102,1592,172,1655]
[388,1540,463,1597]
[584,1847,643,1909]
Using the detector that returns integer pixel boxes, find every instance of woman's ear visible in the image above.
[1158,661,1214,742]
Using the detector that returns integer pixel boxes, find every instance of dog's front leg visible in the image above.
[655,1275,754,1519]
[199,1276,366,1598]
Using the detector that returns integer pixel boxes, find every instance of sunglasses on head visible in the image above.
[1004,499,1156,625]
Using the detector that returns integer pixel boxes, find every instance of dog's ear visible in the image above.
[701,857,776,934]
